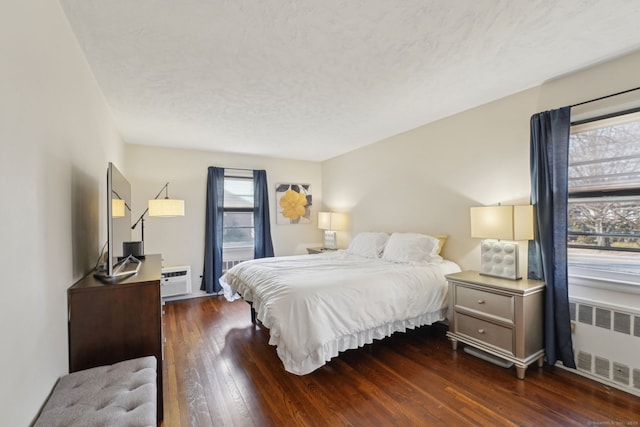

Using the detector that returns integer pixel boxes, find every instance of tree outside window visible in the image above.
[568,111,640,278]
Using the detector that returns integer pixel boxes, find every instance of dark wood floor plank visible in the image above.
[161,296,640,427]
[240,334,331,426]
[336,349,474,425]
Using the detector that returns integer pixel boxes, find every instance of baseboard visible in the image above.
[556,361,640,398]
[162,289,223,302]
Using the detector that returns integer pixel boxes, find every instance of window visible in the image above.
[568,110,640,284]
[223,170,254,270]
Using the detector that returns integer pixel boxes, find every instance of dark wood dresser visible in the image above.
[68,254,163,420]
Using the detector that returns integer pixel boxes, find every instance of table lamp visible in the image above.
[318,212,348,249]
[470,204,534,280]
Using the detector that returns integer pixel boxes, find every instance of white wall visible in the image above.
[0,1,124,425]
[322,87,539,271]
[125,144,323,295]
[322,49,640,310]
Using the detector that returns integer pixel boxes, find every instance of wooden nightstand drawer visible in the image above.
[455,285,514,323]
[455,312,514,355]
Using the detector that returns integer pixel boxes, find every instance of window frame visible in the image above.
[222,171,255,253]
[567,107,640,292]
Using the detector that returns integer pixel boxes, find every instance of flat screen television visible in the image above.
[106,162,132,277]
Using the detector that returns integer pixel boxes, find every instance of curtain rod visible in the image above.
[569,85,640,109]
[221,167,254,172]
[223,167,256,179]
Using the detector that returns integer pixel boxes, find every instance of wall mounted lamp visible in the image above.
[111,198,126,218]
[131,182,185,254]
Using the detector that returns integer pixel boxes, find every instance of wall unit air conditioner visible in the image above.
[161,265,191,298]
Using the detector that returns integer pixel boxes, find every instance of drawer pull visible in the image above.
[477,299,485,304]
[478,329,485,334]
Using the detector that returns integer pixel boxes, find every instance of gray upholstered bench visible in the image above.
[34,356,157,427]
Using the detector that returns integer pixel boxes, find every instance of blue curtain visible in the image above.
[253,170,275,258]
[528,107,576,368]
[201,167,225,294]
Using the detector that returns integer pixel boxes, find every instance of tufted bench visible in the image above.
[34,356,157,427]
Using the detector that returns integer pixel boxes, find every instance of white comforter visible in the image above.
[220,251,461,375]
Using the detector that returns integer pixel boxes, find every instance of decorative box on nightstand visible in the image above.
[445,271,545,379]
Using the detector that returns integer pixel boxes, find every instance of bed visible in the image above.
[220,232,461,375]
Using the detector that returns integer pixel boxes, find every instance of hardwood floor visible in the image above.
[161,296,640,426]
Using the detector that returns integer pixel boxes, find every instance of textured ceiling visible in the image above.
[59,0,640,161]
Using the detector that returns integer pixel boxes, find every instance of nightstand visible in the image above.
[307,247,337,254]
[445,271,545,379]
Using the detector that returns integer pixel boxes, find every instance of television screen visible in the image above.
[107,162,132,276]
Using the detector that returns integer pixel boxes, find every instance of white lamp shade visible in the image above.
[318,212,331,229]
[470,205,534,241]
[148,199,185,217]
[513,205,534,240]
[318,212,348,231]
[111,199,126,218]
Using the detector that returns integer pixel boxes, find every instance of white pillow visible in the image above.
[382,232,442,263]
[346,232,389,258]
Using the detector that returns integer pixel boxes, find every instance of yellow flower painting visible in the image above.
[276,184,312,224]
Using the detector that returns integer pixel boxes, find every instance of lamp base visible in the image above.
[479,239,521,280]
[323,231,337,249]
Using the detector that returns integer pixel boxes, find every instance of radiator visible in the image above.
[161,265,192,298]
[222,259,247,273]
[568,297,640,396]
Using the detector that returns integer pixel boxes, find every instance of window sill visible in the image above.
[223,244,254,250]
[568,267,640,295]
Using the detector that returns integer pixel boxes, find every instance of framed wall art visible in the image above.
[276,183,312,224]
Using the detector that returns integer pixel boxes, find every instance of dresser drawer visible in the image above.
[455,284,514,322]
